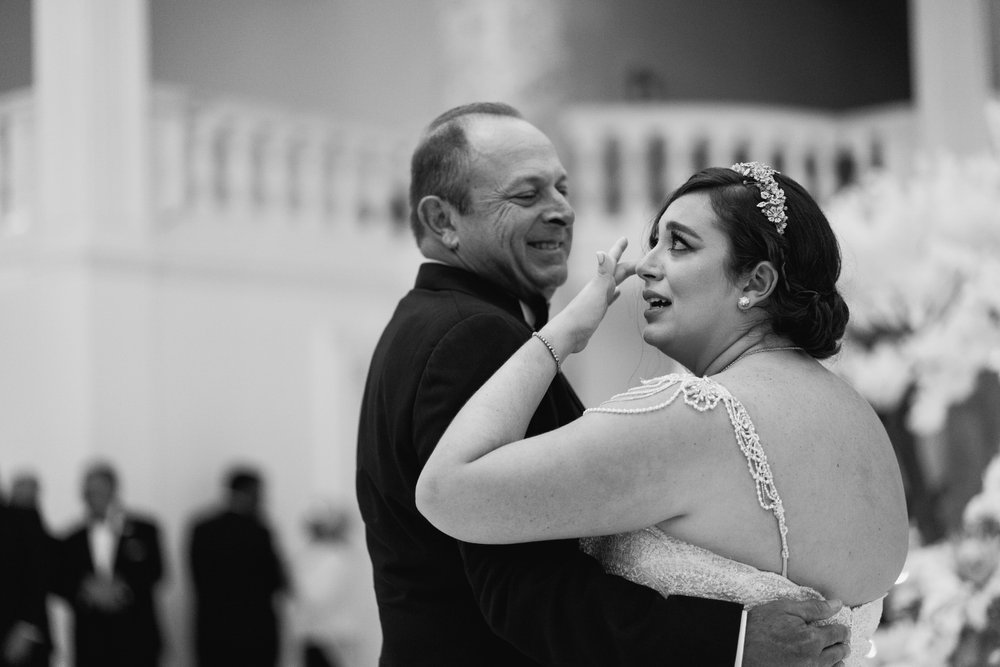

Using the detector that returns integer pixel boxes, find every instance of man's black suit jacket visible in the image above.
[188,509,289,667]
[357,263,742,666]
[0,505,50,667]
[55,514,164,667]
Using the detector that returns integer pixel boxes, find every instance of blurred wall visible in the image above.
[149,0,444,133]
[562,0,911,109]
[0,0,31,92]
[145,0,911,132]
[1,0,913,121]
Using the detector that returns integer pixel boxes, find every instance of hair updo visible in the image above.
[659,167,850,359]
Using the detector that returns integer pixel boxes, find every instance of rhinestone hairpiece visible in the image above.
[730,161,788,235]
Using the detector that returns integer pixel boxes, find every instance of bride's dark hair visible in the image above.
[658,167,849,360]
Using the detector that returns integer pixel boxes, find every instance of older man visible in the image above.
[356,102,848,666]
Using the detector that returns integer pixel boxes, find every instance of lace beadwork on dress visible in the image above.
[585,373,789,576]
[579,528,883,664]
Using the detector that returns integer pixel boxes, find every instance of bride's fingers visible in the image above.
[614,260,637,284]
[608,237,629,263]
[596,251,611,275]
[597,238,631,278]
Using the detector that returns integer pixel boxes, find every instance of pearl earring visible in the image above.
[738,296,751,311]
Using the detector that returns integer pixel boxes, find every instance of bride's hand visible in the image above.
[543,237,635,355]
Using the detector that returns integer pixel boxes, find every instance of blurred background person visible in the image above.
[188,466,289,667]
[4,472,54,667]
[288,502,359,667]
[0,476,50,667]
[53,461,165,667]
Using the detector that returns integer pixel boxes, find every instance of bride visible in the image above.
[416,163,909,664]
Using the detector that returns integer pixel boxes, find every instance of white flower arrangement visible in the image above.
[825,154,1000,435]
[871,455,1000,666]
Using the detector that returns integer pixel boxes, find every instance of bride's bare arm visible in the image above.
[415,239,719,544]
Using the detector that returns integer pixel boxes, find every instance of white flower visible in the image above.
[827,153,1000,431]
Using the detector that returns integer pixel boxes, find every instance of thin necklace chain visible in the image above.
[717,345,804,374]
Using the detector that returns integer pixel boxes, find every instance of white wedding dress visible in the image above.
[579,374,883,665]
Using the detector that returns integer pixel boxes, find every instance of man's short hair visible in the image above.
[408,102,523,242]
[225,466,262,493]
[83,461,119,491]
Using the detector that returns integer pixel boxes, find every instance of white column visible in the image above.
[433,0,569,124]
[33,0,151,246]
[909,0,992,155]
[26,0,157,508]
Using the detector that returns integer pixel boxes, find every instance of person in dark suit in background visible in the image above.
[355,102,849,666]
[54,462,165,667]
[0,479,49,667]
[188,466,289,667]
[4,473,54,667]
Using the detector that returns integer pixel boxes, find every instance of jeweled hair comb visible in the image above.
[730,161,788,235]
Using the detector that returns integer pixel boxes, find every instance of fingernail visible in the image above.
[597,252,605,266]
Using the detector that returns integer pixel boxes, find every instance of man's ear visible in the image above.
[417,196,459,250]
[742,260,780,302]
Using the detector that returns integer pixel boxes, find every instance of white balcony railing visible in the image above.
[151,86,415,236]
[559,102,916,224]
[0,90,34,238]
[0,88,919,250]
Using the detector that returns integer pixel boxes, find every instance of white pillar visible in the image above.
[25,0,156,508]
[433,0,569,124]
[33,0,151,246]
[909,0,993,155]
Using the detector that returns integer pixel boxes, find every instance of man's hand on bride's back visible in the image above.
[548,237,636,355]
[743,598,850,667]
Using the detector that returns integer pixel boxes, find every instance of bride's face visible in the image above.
[636,192,743,368]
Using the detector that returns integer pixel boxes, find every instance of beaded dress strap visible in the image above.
[586,373,790,577]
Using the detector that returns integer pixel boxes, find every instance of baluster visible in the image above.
[285,133,305,220]
[387,139,413,233]
[665,134,692,193]
[151,89,188,225]
[294,122,327,227]
[328,132,360,227]
[6,98,34,235]
[188,107,222,220]
[211,119,234,218]
[813,139,839,202]
[259,122,291,223]
[319,135,339,226]
[618,127,650,223]
[359,133,392,225]
[565,122,604,222]
[601,136,623,218]
[0,117,7,223]
[224,113,257,222]
[646,135,668,209]
[354,140,377,225]
[783,145,811,193]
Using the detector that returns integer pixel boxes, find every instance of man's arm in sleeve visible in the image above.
[415,315,743,665]
[461,539,743,665]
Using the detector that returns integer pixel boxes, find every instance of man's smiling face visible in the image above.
[450,115,575,302]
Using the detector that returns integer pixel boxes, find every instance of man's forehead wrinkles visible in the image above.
[499,165,568,185]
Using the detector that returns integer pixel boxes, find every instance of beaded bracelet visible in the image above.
[531,331,561,372]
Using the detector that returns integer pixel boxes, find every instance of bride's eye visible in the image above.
[668,232,690,252]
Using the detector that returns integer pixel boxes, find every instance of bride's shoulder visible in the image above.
[585,373,737,416]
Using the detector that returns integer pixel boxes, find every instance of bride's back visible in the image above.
[657,357,909,607]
